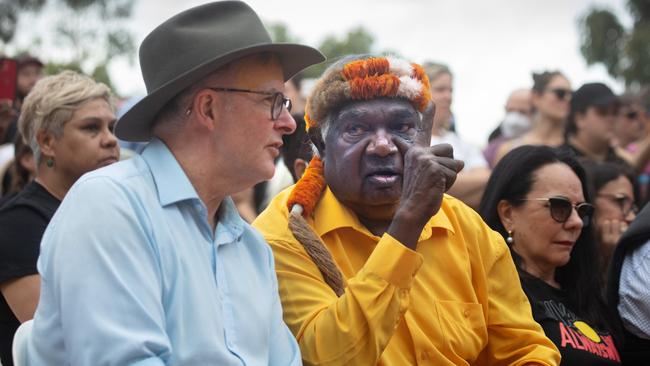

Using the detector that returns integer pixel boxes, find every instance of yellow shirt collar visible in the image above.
[312,187,455,241]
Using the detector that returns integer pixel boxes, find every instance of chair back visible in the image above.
[12,319,33,366]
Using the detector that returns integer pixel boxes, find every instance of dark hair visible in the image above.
[478,145,613,330]
[581,160,637,201]
[281,114,313,182]
[8,132,33,194]
[531,70,564,94]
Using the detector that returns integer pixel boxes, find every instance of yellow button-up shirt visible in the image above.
[253,187,560,366]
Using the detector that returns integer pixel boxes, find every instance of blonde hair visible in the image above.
[18,70,113,164]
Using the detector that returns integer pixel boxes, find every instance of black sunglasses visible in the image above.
[624,111,639,120]
[546,88,572,101]
[521,196,594,225]
[206,87,291,121]
[597,193,638,217]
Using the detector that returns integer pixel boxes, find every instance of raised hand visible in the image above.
[388,102,464,250]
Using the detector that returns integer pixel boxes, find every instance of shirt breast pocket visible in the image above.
[434,300,487,363]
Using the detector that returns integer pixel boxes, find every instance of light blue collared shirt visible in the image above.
[27,139,301,366]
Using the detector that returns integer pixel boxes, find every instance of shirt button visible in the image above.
[464,309,470,317]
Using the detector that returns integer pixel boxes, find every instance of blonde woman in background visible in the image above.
[424,62,491,209]
[0,70,119,366]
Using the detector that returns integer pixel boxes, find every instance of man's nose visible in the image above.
[366,129,397,157]
[275,107,297,135]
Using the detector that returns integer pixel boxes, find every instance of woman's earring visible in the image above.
[506,230,514,245]
[46,157,54,168]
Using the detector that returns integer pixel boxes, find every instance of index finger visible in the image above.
[414,102,435,147]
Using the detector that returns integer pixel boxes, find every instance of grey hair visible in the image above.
[18,70,113,165]
[422,61,452,82]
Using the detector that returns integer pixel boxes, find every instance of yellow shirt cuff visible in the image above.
[363,233,424,289]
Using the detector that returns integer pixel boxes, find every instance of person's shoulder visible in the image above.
[253,186,297,243]
[79,155,148,185]
[439,194,483,222]
[439,194,508,255]
[0,182,56,221]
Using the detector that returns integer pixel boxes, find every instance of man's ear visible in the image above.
[36,129,56,159]
[294,158,308,180]
[193,90,219,131]
[497,199,515,232]
[308,127,325,157]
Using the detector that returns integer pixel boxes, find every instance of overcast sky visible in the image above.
[16,0,630,146]
[107,0,629,146]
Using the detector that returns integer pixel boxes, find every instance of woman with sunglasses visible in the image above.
[479,145,621,365]
[582,161,637,285]
[495,71,572,164]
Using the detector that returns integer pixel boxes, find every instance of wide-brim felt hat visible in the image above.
[116,0,325,141]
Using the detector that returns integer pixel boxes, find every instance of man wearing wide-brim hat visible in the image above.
[27,1,324,364]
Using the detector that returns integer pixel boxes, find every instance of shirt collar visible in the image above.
[141,138,200,206]
[312,186,455,241]
[214,197,245,245]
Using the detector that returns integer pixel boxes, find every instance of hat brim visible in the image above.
[116,43,324,141]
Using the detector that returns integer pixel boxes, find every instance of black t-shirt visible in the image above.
[0,181,59,366]
[520,274,621,365]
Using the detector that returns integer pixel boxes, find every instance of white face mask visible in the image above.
[501,111,532,138]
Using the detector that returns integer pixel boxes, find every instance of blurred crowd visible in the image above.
[1,4,650,365]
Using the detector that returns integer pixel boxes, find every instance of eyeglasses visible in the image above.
[206,87,292,121]
[597,193,638,217]
[623,111,639,120]
[546,88,572,101]
[520,196,594,225]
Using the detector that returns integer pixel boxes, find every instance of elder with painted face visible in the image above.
[479,145,622,365]
[254,55,560,366]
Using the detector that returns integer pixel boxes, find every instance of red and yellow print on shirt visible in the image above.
[556,315,620,362]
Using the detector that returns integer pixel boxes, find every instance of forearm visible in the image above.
[0,274,40,322]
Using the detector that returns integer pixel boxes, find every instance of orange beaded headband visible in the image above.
[304,56,432,131]
[288,56,432,216]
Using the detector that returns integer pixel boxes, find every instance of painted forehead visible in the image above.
[305,56,431,131]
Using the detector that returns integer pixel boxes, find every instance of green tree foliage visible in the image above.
[579,0,650,87]
[0,0,136,92]
[267,22,383,79]
[304,26,377,78]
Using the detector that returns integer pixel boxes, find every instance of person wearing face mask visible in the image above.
[484,88,533,168]
[495,71,572,165]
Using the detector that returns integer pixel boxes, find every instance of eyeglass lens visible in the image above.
[548,197,593,224]
[271,92,292,120]
[550,88,572,100]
